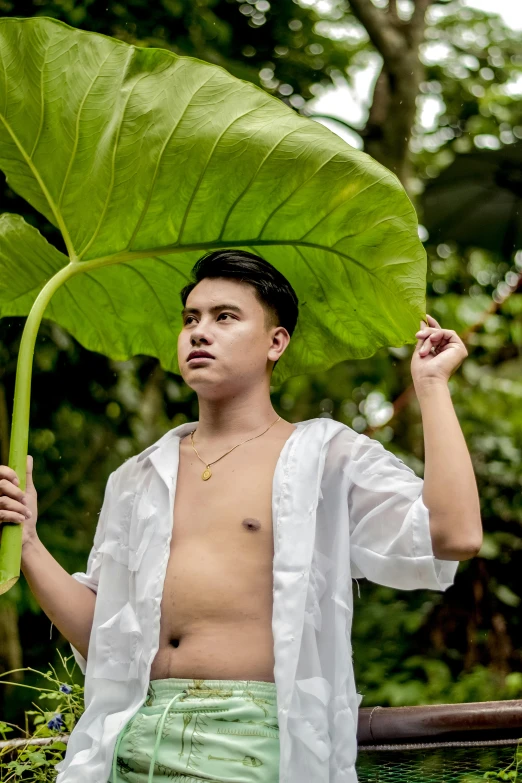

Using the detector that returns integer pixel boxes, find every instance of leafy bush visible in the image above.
[0,652,83,782]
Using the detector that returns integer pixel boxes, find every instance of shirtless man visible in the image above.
[150,408,295,684]
[0,249,482,783]
[150,262,297,683]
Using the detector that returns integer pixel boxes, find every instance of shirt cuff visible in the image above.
[411,494,459,591]
[70,641,87,675]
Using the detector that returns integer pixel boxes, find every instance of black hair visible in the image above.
[180,249,299,336]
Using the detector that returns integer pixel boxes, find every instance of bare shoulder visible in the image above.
[274,419,297,441]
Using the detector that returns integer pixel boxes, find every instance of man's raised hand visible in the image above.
[412,313,468,389]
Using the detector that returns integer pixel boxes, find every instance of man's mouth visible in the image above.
[187,353,214,362]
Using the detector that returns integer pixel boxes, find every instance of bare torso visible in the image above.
[149,421,297,683]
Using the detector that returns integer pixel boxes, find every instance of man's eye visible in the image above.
[184,313,234,324]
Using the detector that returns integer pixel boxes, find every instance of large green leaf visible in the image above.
[0,17,426,383]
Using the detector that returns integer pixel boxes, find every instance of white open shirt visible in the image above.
[55,417,458,783]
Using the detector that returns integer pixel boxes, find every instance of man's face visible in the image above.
[178,277,287,397]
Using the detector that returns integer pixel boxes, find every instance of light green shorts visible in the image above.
[109,678,280,782]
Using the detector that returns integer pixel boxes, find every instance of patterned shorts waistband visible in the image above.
[146,677,278,705]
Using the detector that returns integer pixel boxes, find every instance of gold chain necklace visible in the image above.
[190,416,282,481]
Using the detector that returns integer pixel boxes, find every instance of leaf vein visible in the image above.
[62,280,109,352]
[30,42,48,159]
[118,261,172,347]
[300,174,388,242]
[126,69,215,251]
[83,271,122,320]
[217,125,302,242]
[85,235,417,305]
[58,52,113,209]
[0,111,75,257]
[177,86,258,245]
[77,48,145,260]
[293,245,336,319]
[151,255,191,283]
[257,152,339,239]
[241,239,406,301]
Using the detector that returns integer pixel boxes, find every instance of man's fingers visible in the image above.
[0,511,26,524]
[426,313,442,329]
[420,335,446,355]
[416,328,442,355]
[416,318,457,356]
[419,336,433,355]
[416,327,454,340]
[0,478,25,503]
[0,466,20,486]
[0,495,31,520]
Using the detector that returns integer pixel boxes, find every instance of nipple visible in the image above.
[242,518,261,531]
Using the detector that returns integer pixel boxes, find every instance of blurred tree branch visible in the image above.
[349,0,403,61]
[388,0,398,22]
[350,0,433,186]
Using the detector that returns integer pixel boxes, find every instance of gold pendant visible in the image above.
[202,467,212,481]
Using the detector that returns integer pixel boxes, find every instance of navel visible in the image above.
[242,517,261,532]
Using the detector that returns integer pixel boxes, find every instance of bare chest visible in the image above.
[178,429,286,528]
[158,436,289,637]
[149,425,296,680]
[171,446,278,569]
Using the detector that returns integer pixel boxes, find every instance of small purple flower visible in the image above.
[59,684,72,694]
[47,713,65,731]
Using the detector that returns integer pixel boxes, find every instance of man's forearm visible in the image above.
[21,536,96,661]
[416,379,482,560]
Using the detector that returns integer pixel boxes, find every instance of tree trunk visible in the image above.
[349,0,432,189]
[362,53,423,186]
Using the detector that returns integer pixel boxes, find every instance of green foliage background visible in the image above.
[0,0,521,733]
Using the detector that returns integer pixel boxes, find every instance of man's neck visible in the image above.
[194,387,279,445]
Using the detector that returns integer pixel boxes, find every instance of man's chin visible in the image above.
[183,366,220,385]
[185,372,241,399]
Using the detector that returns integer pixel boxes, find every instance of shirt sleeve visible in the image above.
[69,471,115,673]
[347,432,458,591]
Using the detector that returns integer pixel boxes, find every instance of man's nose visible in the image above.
[190,324,212,345]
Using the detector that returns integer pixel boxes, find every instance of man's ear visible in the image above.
[271,326,290,367]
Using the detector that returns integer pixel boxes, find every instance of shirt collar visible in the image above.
[137,419,320,491]
[136,421,197,490]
